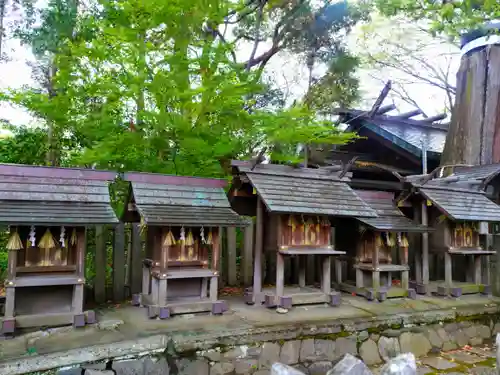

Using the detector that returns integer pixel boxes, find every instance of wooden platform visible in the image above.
[337,279,414,301]
[245,285,341,309]
[410,280,491,298]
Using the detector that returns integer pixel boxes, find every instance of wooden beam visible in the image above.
[368,80,392,118]
[375,104,396,115]
[250,147,267,171]
[94,225,107,304]
[226,227,237,286]
[395,109,422,119]
[339,156,359,179]
[113,223,126,302]
[421,113,447,123]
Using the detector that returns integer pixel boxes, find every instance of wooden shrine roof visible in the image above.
[123,172,248,226]
[336,107,448,157]
[232,162,377,218]
[418,186,500,222]
[0,164,119,225]
[354,190,429,232]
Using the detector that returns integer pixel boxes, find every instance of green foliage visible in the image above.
[0,123,47,165]
[375,0,500,37]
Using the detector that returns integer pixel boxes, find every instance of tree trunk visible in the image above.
[0,0,7,59]
[441,45,500,166]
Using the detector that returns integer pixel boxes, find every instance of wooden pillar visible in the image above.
[226,227,237,286]
[157,229,168,307]
[322,256,331,294]
[113,223,126,302]
[276,252,285,298]
[474,255,482,284]
[372,241,380,292]
[355,236,363,288]
[73,228,86,318]
[242,222,254,286]
[421,201,430,291]
[4,248,17,323]
[94,225,107,304]
[414,207,422,284]
[252,197,264,303]
[401,245,409,290]
[130,224,142,295]
[298,256,306,288]
[484,233,493,285]
[210,227,221,302]
[444,252,453,288]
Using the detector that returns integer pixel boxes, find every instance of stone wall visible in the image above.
[55,318,500,375]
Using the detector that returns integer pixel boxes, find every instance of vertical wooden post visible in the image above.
[130,224,142,295]
[94,225,107,304]
[413,206,422,284]
[276,252,285,299]
[210,227,221,302]
[4,248,17,326]
[298,256,306,288]
[444,252,453,288]
[253,197,264,303]
[372,240,380,292]
[242,221,254,286]
[157,229,168,307]
[322,256,331,294]
[226,227,237,286]
[113,222,126,302]
[474,255,482,284]
[484,233,493,285]
[73,228,86,322]
[421,201,429,292]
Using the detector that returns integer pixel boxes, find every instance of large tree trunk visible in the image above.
[441,45,500,166]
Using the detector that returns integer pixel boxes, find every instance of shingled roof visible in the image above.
[0,164,119,225]
[232,162,377,218]
[123,172,248,226]
[355,190,429,232]
[418,186,500,222]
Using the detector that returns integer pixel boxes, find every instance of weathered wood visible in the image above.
[94,225,107,304]
[442,45,500,165]
[242,221,254,286]
[421,202,429,291]
[276,253,285,298]
[252,197,264,303]
[113,223,126,302]
[298,256,306,288]
[130,224,142,295]
[226,227,237,286]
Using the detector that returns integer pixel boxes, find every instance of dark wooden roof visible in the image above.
[123,172,248,226]
[419,186,500,222]
[355,190,429,232]
[232,162,377,218]
[0,164,119,225]
[338,108,448,156]
[451,163,500,182]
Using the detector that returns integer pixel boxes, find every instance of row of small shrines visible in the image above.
[0,160,499,334]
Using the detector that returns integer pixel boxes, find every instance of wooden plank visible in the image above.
[130,224,142,295]
[252,197,264,303]
[226,227,237,286]
[113,223,126,302]
[242,221,254,286]
[94,225,107,304]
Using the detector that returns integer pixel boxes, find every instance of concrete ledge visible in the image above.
[2,298,500,375]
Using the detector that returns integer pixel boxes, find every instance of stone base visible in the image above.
[279,296,292,309]
[329,292,341,307]
[85,310,97,325]
[1,319,15,334]
[211,301,228,315]
[131,294,141,306]
[73,314,86,328]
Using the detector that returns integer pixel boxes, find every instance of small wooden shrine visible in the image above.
[0,164,118,333]
[398,173,500,297]
[229,161,377,310]
[335,190,430,301]
[123,172,248,318]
